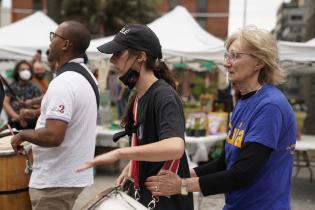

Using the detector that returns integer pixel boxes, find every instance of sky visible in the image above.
[228,0,290,35]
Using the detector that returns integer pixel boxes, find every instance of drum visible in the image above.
[81,187,148,210]
[0,135,32,210]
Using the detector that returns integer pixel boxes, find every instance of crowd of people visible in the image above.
[2,55,50,130]
[0,19,297,210]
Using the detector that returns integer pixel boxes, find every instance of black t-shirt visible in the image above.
[0,79,4,114]
[127,79,193,210]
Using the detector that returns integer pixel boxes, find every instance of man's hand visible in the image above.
[11,133,25,153]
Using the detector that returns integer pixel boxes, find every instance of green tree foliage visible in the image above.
[48,0,160,37]
[102,0,159,35]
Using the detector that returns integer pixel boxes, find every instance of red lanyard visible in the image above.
[129,95,140,188]
[129,96,180,189]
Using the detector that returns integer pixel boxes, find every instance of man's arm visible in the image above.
[11,119,67,150]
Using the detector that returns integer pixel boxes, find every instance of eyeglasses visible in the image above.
[50,32,68,42]
[224,51,252,62]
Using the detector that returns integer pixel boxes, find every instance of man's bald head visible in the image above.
[61,21,91,55]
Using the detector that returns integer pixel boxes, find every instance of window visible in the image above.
[197,17,207,30]
[291,15,303,21]
[33,0,42,10]
[197,0,208,13]
[169,0,179,10]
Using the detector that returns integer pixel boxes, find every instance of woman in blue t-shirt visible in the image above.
[145,26,296,210]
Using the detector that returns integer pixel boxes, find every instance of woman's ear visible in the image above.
[137,51,147,63]
[255,60,265,71]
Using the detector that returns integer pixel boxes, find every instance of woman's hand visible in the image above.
[76,149,120,172]
[11,113,20,122]
[145,170,181,197]
[116,163,130,187]
[190,168,197,178]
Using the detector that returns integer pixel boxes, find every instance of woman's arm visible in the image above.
[146,142,273,196]
[3,96,19,120]
[117,137,184,161]
[193,149,226,177]
[77,137,184,172]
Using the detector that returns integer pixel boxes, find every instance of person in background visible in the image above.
[117,84,130,119]
[3,60,42,129]
[145,26,296,210]
[0,79,4,114]
[32,61,49,94]
[31,49,42,64]
[77,24,193,210]
[18,56,55,127]
[107,69,120,106]
[11,21,97,210]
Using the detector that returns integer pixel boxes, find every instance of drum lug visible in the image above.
[134,188,140,201]
[147,195,159,210]
[22,150,33,174]
[25,160,33,174]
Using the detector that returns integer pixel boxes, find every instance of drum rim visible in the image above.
[81,187,148,210]
[0,150,15,155]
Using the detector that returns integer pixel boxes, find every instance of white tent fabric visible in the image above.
[87,6,225,62]
[278,40,315,62]
[0,46,34,60]
[306,37,315,45]
[0,11,58,60]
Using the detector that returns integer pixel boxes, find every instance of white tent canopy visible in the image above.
[278,39,315,62]
[0,46,35,60]
[0,11,58,60]
[87,6,225,62]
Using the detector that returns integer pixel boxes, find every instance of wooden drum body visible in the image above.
[0,136,32,210]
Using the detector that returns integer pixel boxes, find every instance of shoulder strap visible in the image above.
[57,62,100,109]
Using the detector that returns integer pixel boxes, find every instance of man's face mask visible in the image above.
[35,73,45,80]
[119,68,139,89]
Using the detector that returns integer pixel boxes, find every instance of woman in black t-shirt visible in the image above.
[77,24,193,210]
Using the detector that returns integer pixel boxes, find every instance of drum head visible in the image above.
[0,136,14,154]
[82,187,147,210]
[0,132,30,155]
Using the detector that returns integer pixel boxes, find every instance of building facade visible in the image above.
[9,0,47,22]
[305,0,315,40]
[157,0,229,40]
[275,0,308,41]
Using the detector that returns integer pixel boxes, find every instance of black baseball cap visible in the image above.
[97,24,162,59]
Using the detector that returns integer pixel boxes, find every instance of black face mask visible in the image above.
[119,68,139,89]
[35,73,45,80]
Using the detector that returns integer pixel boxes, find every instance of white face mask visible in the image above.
[19,69,32,81]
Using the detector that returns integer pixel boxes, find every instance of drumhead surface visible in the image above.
[0,136,14,153]
[96,191,147,210]
[83,188,147,210]
[0,135,29,155]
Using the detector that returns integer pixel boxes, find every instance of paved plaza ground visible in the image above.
[73,167,315,210]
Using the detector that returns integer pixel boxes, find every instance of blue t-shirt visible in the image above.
[224,85,296,210]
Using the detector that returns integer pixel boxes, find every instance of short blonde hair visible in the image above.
[225,26,285,85]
